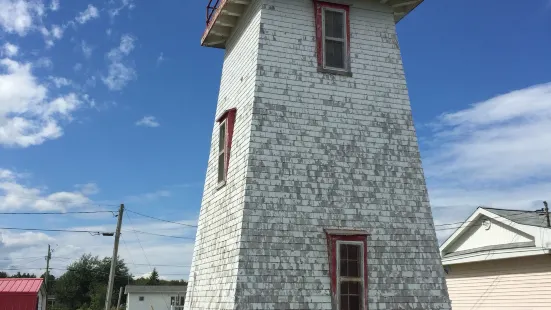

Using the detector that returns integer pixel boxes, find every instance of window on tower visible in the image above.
[314,1,350,74]
[216,108,237,187]
[326,230,368,310]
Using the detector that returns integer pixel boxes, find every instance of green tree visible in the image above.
[0,271,8,278]
[146,268,160,285]
[53,253,131,310]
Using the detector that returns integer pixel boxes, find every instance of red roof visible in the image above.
[0,278,43,294]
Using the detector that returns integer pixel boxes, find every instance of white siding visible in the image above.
[446,255,551,309]
[186,0,450,309]
[448,217,534,253]
[127,292,183,310]
[183,0,262,309]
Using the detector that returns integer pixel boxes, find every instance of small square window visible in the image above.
[138,296,144,301]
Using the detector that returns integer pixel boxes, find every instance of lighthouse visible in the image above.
[185,0,451,309]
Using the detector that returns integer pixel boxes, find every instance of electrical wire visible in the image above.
[123,229,195,240]
[125,209,197,228]
[0,227,115,234]
[125,212,172,307]
[0,194,119,207]
[0,211,115,215]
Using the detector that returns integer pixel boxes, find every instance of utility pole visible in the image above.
[105,204,124,310]
[116,286,123,310]
[544,201,550,228]
[45,244,51,310]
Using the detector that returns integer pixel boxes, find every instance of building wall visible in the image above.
[186,0,451,309]
[183,0,262,309]
[237,0,450,309]
[446,255,551,309]
[127,292,185,310]
[448,217,533,253]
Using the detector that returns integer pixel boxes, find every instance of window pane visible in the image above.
[218,153,225,182]
[340,260,348,276]
[349,282,360,295]
[219,123,226,152]
[348,259,359,277]
[349,295,360,310]
[340,295,349,310]
[324,10,344,38]
[348,244,359,258]
[325,39,344,69]
[340,282,348,294]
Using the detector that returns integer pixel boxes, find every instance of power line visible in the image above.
[123,229,195,240]
[435,213,546,231]
[0,227,115,235]
[434,210,535,227]
[125,209,197,228]
[0,194,119,207]
[125,212,172,308]
[0,211,115,215]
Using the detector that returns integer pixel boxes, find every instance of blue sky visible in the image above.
[1,0,550,279]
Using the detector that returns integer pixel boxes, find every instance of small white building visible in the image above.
[440,207,551,310]
[125,285,187,310]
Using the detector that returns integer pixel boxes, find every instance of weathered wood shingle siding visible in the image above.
[186,0,450,309]
[183,1,262,309]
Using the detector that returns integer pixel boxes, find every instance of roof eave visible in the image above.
[201,0,424,49]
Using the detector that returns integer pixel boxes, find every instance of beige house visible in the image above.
[440,207,551,309]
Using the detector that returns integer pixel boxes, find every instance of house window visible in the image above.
[326,230,369,310]
[216,108,237,187]
[138,296,144,301]
[218,119,227,184]
[314,1,350,73]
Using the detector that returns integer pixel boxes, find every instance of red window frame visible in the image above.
[314,0,351,72]
[216,108,236,185]
[326,230,369,310]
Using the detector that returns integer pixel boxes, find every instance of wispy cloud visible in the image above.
[135,116,160,128]
[80,40,93,58]
[49,0,59,11]
[2,42,18,57]
[156,52,164,66]
[422,82,551,242]
[109,0,136,19]
[102,34,137,90]
[0,0,45,36]
[76,4,99,24]
[125,190,170,203]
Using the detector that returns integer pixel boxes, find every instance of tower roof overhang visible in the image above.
[201,0,423,48]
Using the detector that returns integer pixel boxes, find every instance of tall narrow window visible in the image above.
[314,1,350,74]
[216,108,237,186]
[326,230,369,310]
[218,119,227,184]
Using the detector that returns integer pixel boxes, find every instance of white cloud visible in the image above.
[51,24,63,39]
[76,4,99,24]
[48,76,71,88]
[81,40,93,59]
[75,182,99,195]
[0,168,95,212]
[35,57,53,68]
[73,63,82,72]
[2,42,18,57]
[135,116,159,128]
[102,34,136,91]
[422,82,551,243]
[0,58,82,147]
[125,189,170,203]
[0,0,44,36]
[156,52,164,66]
[50,0,59,11]
[109,0,135,19]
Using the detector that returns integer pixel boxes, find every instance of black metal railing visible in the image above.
[206,0,221,25]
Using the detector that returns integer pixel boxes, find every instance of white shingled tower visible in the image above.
[184,0,451,309]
